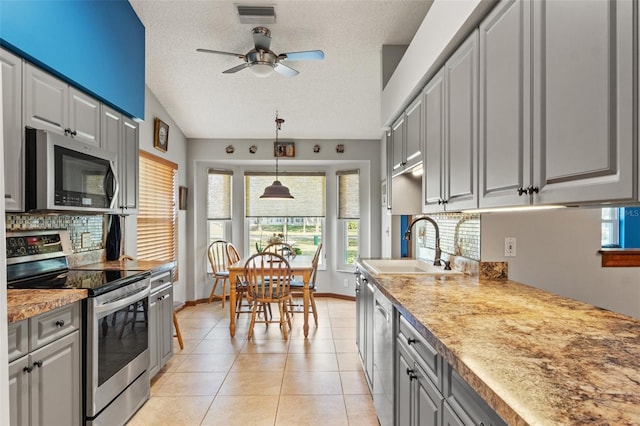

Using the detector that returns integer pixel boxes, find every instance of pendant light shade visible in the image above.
[260,180,294,199]
[261,112,294,199]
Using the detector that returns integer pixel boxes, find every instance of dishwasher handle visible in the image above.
[375,300,390,323]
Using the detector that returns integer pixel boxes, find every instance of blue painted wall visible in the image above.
[0,0,145,120]
[621,208,640,248]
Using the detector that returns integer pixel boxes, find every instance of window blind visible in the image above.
[245,172,326,217]
[337,169,360,219]
[208,169,232,220]
[137,150,177,261]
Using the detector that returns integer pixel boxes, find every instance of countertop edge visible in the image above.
[7,289,88,324]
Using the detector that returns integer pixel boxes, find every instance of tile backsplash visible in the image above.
[413,212,480,260]
[6,213,104,253]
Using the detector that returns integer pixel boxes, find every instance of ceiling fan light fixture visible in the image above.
[250,62,274,77]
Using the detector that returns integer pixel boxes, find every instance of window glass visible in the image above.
[207,169,232,245]
[337,170,359,269]
[601,207,620,248]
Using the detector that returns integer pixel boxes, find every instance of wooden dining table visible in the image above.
[227,255,315,338]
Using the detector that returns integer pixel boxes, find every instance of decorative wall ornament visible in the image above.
[249,145,257,154]
[336,144,345,153]
[225,145,235,154]
[153,118,169,152]
[313,144,321,153]
[274,141,295,157]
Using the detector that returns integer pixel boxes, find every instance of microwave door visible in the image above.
[105,161,119,210]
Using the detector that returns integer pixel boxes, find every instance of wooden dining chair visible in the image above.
[243,252,294,339]
[207,240,232,306]
[263,241,297,259]
[289,243,322,326]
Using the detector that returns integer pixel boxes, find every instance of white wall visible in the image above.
[186,138,381,302]
[481,208,640,319]
[125,86,189,303]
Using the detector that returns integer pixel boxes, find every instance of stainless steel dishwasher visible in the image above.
[373,289,394,426]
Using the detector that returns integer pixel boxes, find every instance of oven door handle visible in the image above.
[94,286,150,315]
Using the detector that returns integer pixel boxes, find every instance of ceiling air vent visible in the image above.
[236,5,276,24]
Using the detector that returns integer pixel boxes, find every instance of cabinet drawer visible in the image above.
[8,319,29,362]
[30,302,80,350]
[150,271,172,291]
[398,315,441,388]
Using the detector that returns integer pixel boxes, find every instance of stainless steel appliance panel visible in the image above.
[373,289,394,426]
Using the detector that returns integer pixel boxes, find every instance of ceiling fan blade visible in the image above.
[274,63,299,78]
[223,63,251,74]
[279,50,325,61]
[252,27,272,51]
[197,48,245,59]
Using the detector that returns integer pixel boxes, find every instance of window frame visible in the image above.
[336,169,360,271]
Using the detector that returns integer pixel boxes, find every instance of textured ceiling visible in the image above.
[129,0,432,140]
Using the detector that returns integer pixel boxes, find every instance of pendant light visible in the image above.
[260,112,294,199]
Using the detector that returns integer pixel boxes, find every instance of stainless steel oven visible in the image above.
[6,230,152,426]
[85,275,150,426]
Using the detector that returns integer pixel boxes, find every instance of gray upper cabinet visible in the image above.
[1,48,24,212]
[24,64,101,147]
[423,30,479,213]
[423,70,446,213]
[531,0,635,205]
[479,0,532,208]
[445,30,478,211]
[101,105,139,213]
[391,95,423,177]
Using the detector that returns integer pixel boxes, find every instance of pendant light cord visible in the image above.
[275,111,285,181]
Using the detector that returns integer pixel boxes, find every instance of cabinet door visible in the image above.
[24,64,68,135]
[422,69,446,213]
[532,0,635,205]
[121,117,139,212]
[1,48,24,212]
[479,0,531,208]
[396,341,413,426]
[415,366,441,426]
[442,402,465,426]
[159,288,174,366]
[69,87,101,146]
[404,95,423,170]
[30,331,80,426]
[391,114,406,175]
[445,30,479,211]
[101,104,122,156]
[8,356,30,426]
[148,295,159,378]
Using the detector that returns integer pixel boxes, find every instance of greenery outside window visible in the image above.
[337,169,359,270]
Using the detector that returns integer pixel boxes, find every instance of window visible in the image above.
[601,207,620,248]
[207,169,232,245]
[137,151,178,262]
[245,172,325,262]
[337,169,359,269]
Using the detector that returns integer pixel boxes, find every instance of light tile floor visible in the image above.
[127,297,379,426]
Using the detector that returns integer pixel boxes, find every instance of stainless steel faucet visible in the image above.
[403,216,441,266]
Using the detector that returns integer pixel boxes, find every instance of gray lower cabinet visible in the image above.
[1,47,24,212]
[148,271,174,378]
[7,302,81,426]
[395,314,505,426]
[355,268,374,392]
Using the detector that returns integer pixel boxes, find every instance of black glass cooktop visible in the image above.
[8,268,149,297]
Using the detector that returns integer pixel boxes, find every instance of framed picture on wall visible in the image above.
[154,118,169,152]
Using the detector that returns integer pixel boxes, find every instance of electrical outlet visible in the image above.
[81,232,92,249]
[504,237,517,257]
[343,279,349,288]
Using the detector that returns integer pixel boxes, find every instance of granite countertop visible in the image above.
[73,259,176,275]
[7,289,88,324]
[358,260,640,425]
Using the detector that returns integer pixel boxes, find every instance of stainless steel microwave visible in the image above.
[25,128,119,212]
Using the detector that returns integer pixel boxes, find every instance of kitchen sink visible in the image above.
[362,259,463,275]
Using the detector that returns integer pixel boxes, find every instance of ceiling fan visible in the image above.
[197,26,324,78]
